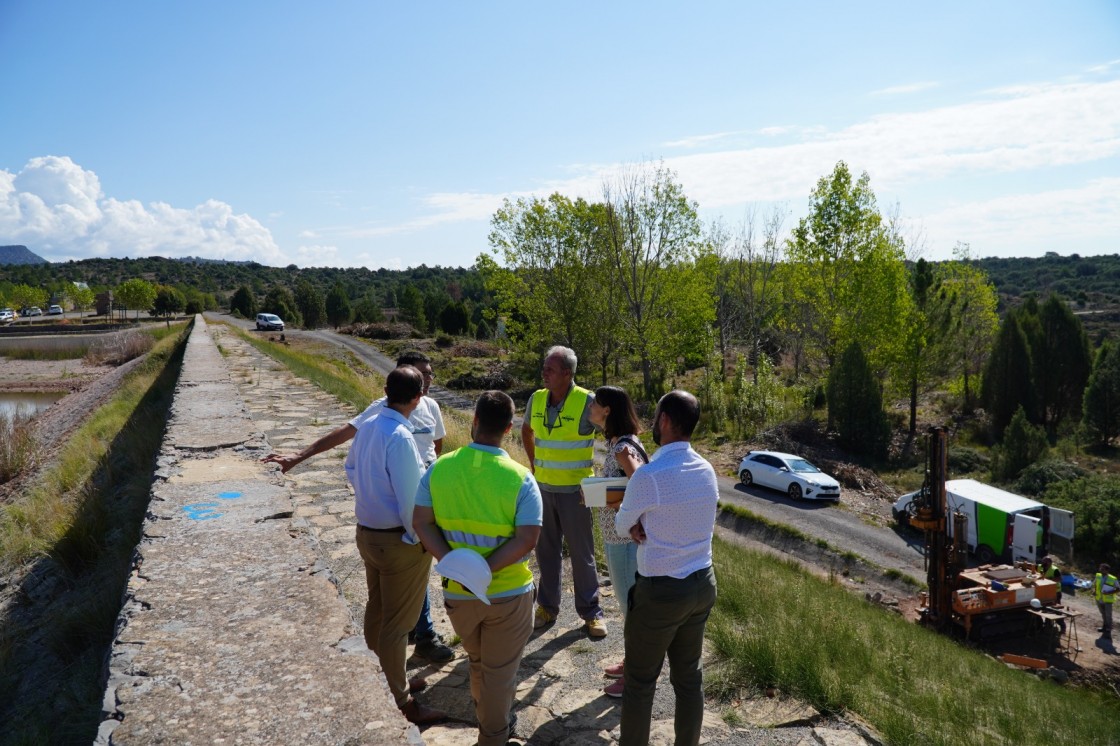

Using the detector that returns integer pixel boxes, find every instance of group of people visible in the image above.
[264,345,720,746]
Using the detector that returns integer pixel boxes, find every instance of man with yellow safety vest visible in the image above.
[413,391,543,746]
[520,346,606,638]
[1094,563,1117,639]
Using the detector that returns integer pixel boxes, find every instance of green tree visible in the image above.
[352,292,385,323]
[295,281,327,329]
[603,161,702,398]
[981,312,1037,439]
[9,283,48,311]
[398,284,427,330]
[488,194,614,366]
[992,406,1049,481]
[230,285,257,318]
[900,258,938,442]
[785,162,911,377]
[262,285,301,327]
[1034,294,1092,438]
[152,286,185,325]
[325,283,352,329]
[115,278,157,321]
[927,245,999,410]
[827,341,890,459]
[70,284,95,315]
[439,302,469,335]
[1082,341,1120,446]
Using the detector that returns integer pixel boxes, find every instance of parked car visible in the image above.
[255,313,284,331]
[48,304,64,315]
[737,450,842,501]
[25,306,43,316]
[0,308,14,322]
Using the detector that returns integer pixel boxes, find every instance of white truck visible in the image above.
[893,478,1074,565]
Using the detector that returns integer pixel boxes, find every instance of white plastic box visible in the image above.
[580,477,629,508]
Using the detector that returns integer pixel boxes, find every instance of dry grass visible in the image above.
[0,408,37,484]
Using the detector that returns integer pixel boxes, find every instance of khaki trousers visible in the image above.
[355,527,432,707]
[446,590,534,746]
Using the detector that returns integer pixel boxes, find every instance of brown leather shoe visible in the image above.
[408,676,427,694]
[400,698,446,725]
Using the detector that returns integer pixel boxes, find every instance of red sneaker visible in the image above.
[604,679,624,698]
[603,661,624,679]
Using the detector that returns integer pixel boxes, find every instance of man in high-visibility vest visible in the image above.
[413,391,543,746]
[521,346,606,637]
[1094,563,1118,639]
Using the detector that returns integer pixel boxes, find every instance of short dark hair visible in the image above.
[385,365,423,405]
[658,390,700,438]
[594,386,642,440]
[474,390,514,438]
[397,351,431,367]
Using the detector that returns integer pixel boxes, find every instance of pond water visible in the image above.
[0,391,65,421]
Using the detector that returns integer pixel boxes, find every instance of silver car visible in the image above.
[737,450,841,501]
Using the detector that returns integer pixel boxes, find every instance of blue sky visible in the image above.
[1,1,1117,269]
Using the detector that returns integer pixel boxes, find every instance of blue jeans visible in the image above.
[605,541,638,621]
[413,583,436,640]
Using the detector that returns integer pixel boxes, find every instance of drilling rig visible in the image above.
[910,426,969,631]
[909,426,1064,640]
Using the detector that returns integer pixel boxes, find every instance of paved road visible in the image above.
[717,479,929,578]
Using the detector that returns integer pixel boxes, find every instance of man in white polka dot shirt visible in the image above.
[614,390,719,746]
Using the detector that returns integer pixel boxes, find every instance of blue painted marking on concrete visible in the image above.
[217,491,242,500]
[183,503,223,520]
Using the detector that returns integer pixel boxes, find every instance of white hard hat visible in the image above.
[1030,598,1042,609]
[435,548,492,605]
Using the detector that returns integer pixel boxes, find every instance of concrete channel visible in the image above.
[98,317,420,745]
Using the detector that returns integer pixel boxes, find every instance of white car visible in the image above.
[26,306,43,316]
[255,313,284,331]
[0,308,14,322]
[737,450,841,501]
[48,304,63,315]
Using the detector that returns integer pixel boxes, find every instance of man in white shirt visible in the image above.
[346,366,444,724]
[615,390,718,746]
[262,351,452,662]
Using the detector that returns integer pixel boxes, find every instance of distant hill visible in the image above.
[0,245,48,265]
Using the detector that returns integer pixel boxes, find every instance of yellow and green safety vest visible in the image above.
[1095,572,1118,604]
[429,446,533,597]
[527,385,593,487]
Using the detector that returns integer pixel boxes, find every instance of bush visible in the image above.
[451,340,499,358]
[0,409,37,484]
[445,363,516,391]
[1014,459,1087,496]
[435,333,455,349]
[1044,475,1120,561]
[826,342,890,459]
[349,322,415,340]
[947,446,989,474]
[475,318,492,340]
[84,330,155,366]
[991,406,1048,481]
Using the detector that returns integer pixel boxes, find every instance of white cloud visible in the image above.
[293,244,341,267]
[662,131,744,149]
[357,77,1120,244]
[923,178,1120,256]
[0,156,285,264]
[869,81,940,96]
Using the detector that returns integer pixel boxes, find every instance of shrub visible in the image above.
[1015,459,1087,496]
[475,318,492,340]
[1044,475,1120,561]
[349,322,415,340]
[445,363,516,391]
[991,405,1048,481]
[0,408,37,484]
[947,446,989,474]
[826,342,890,459]
[84,330,154,366]
[435,333,455,349]
[451,340,499,358]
